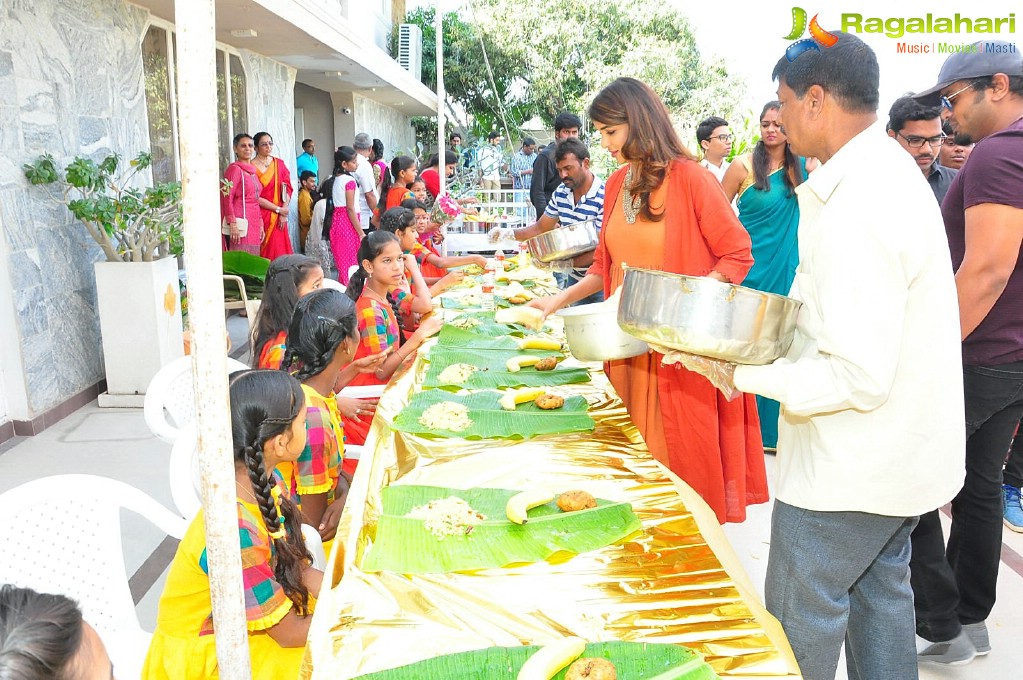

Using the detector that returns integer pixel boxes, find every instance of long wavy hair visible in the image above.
[228,370,313,614]
[281,289,359,381]
[251,254,321,366]
[751,101,804,195]
[588,77,696,222]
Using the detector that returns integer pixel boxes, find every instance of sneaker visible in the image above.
[917,629,976,666]
[1004,484,1023,533]
[963,621,991,656]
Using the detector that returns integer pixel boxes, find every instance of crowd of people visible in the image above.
[139,33,1023,680]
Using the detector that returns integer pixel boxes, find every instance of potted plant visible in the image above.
[23,152,185,406]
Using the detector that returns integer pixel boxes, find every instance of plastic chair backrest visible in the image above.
[170,424,329,570]
[144,355,250,444]
[0,474,187,679]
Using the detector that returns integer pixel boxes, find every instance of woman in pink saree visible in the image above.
[252,131,294,260]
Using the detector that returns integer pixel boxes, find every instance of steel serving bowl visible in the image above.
[617,266,802,365]
[525,219,599,263]
[556,298,649,362]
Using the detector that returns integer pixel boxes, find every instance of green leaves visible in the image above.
[21,152,182,262]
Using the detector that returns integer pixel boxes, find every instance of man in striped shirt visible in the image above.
[492,138,605,305]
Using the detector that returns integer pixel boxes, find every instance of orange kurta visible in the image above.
[590,159,769,523]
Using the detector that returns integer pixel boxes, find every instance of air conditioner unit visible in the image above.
[397,24,423,81]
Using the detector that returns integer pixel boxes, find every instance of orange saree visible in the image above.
[258,158,294,260]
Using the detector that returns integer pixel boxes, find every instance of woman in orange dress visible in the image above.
[253,131,294,260]
[532,78,768,523]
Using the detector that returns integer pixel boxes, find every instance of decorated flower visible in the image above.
[430,192,462,225]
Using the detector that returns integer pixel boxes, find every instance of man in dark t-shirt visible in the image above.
[530,111,582,216]
[910,43,1023,666]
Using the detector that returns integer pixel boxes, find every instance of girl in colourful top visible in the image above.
[402,197,449,280]
[379,207,466,298]
[344,231,442,387]
[252,255,323,370]
[382,155,417,211]
[143,370,321,680]
[280,288,378,544]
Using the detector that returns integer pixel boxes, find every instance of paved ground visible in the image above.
[2,313,1020,678]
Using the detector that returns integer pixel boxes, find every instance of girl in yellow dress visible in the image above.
[143,370,323,679]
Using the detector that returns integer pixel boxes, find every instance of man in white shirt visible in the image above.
[722,33,965,680]
[352,132,379,232]
[696,115,731,182]
[478,130,505,195]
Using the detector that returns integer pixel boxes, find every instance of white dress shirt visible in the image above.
[733,121,965,517]
[700,158,730,182]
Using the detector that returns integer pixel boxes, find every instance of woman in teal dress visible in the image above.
[722,101,813,449]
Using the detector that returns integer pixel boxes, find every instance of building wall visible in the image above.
[294,82,336,180]
[353,93,415,160]
[0,0,150,418]
[239,49,298,184]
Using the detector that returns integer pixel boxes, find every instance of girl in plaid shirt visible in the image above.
[344,231,442,387]
[143,370,320,679]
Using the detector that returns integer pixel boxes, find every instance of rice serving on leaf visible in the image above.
[450,315,481,329]
[418,401,472,432]
[437,363,478,385]
[408,496,487,538]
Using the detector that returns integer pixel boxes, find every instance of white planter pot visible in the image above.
[94,258,184,406]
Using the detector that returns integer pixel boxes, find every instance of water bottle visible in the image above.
[481,261,496,312]
[493,249,506,277]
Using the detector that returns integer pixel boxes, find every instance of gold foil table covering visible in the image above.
[303,346,802,679]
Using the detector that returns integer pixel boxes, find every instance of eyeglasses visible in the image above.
[940,81,982,110]
[711,134,733,143]
[896,132,947,148]
[258,140,274,147]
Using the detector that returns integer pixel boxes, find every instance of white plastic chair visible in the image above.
[0,474,188,680]
[170,424,327,570]
[144,355,250,444]
[223,274,262,336]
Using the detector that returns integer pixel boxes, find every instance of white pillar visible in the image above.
[175,0,252,677]
[436,4,445,197]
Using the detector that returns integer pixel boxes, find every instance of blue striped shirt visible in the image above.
[543,176,605,228]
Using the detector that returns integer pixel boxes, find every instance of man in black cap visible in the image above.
[910,40,1023,666]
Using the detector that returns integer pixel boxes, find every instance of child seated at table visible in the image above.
[383,205,486,278]
[344,231,442,387]
[280,288,381,536]
[143,370,322,680]
[252,254,323,369]
[400,197,448,279]
[379,207,467,297]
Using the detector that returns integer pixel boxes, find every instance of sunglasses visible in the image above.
[941,80,984,110]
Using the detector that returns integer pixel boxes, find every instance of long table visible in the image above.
[302,328,802,679]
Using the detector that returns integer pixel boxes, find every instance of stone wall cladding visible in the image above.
[0,0,150,414]
[354,93,415,162]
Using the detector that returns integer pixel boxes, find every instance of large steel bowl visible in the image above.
[525,219,599,263]
[556,298,649,362]
[617,266,802,365]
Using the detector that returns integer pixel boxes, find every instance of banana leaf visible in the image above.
[222,251,270,299]
[441,294,511,310]
[437,325,521,350]
[440,312,543,339]
[352,640,718,680]
[424,347,587,390]
[393,389,593,439]
[362,485,643,574]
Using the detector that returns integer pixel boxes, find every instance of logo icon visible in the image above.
[784,7,839,61]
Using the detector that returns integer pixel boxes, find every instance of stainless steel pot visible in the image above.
[525,219,599,263]
[556,298,649,362]
[617,266,802,365]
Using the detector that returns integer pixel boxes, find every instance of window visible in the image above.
[141,23,248,180]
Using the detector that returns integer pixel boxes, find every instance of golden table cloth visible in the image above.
[303,346,802,679]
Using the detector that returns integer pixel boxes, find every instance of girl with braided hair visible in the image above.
[251,254,323,369]
[344,231,442,388]
[143,370,322,679]
[279,288,369,543]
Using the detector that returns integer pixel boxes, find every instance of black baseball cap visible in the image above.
[914,41,1023,106]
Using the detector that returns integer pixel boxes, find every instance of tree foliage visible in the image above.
[399,0,745,140]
